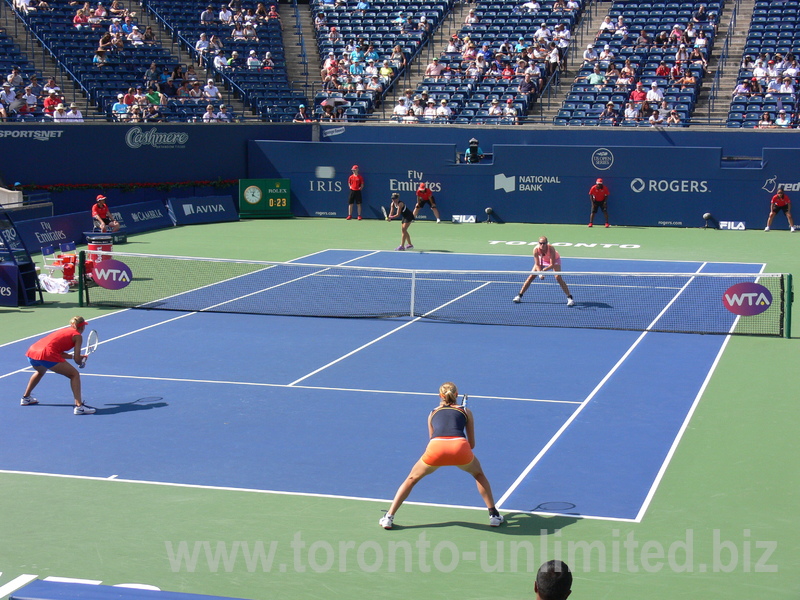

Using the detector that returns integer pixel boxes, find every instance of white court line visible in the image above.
[0,469,625,521]
[76,372,581,405]
[0,574,38,599]
[288,282,491,386]
[495,262,709,509]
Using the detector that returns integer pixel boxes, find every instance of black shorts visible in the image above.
[771,203,789,214]
[591,200,608,213]
[415,196,436,208]
[95,216,111,225]
[348,190,362,205]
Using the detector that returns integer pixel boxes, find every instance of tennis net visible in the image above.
[78,251,792,337]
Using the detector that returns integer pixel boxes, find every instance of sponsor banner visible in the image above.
[452,215,477,223]
[722,283,773,316]
[0,263,19,306]
[167,195,239,225]
[15,201,172,250]
[114,200,173,234]
[719,221,746,230]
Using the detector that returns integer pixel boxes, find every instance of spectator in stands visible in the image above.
[43,76,60,96]
[392,97,408,120]
[629,81,646,105]
[775,109,792,128]
[175,80,190,101]
[120,15,134,34]
[693,30,708,56]
[418,99,433,119]
[623,101,639,122]
[73,8,90,29]
[293,104,312,123]
[693,4,709,24]
[364,59,379,79]
[228,50,243,70]
[319,104,335,122]
[596,15,615,38]
[52,103,69,122]
[504,98,518,124]
[534,22,551,44]
[203,78,222,100]
[488,98,503,116]
[127,25,144,46]
[648,108,664,126]
[544,41,560,77]
[520,0,540,14]
[635,30,652,49]
[366,74,383,97]
[202,103,217,122]
[654,31,669,48]
[517,72,537,102]
[783,58,799,78]
[654,60,670,78]
[108,0,126,18]
[757,111,775,129]
[92,48,108,67]
[108,17,122,34]
[28,74,43,99]
[464,8,479,24]
[753,60,768,85]
[576,64,605,89]
[97,31,113,52]
[195,33,210,65]
[188,80,204,99]
[534,560,572,600]
[185,64,199,81]
[779,76,795,96]
[555,24,570,57]
[6,66,23,89]
[213,50,227,71]
[0,83,15,109]
[0,102,7,121]
[246,50,260,69]
[552,0,566,12]
[122,86,135,105]
[219,3,233,24]
[764,76,782,97]
[145,85,164,105]
[732,79,751,98]
[22,85,38,113]
[647,81,664,103]
[599,101,618,124]
[230,22,246,40]
[314,11,326,30]
[200,4,214,24]
[43,89,60,114]
[598,44,614,62]
[111,93,127,120]
[142,62,158,87]
[582,43,597,66]
[143,103,162,122]
[676,69,696,90]
[674,44,689,64]
[216,104,232,122]
[244,21,258,40]
[436,98,452,121]
[666,109,682,125]
[65,102,83,121]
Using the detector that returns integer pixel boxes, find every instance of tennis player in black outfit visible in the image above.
[387,192,415,250]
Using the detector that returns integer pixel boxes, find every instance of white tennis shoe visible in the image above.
[379,514,394,529]
[567,297,575,307]
[20,396,39,406]
[512,295,521,303]
[74,404,96,415]
[489,514,504,527]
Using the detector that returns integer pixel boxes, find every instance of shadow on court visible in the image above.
[386,512,579,534]
[94,397,168,415]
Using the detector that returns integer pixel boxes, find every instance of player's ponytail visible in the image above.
[439,382,458,405]
[70,316,86,329]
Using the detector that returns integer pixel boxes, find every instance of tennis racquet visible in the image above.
[381,206,389,221]
[461,394,468,409]
[80,329,99,368]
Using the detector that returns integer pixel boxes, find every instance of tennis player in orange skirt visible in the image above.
[379,382,504,529]
[21,316,95,415]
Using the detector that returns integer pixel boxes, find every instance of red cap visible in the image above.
[96,194,106,201]
[418,182,426,189]
[596,178,603,184]
[351,165,358,170]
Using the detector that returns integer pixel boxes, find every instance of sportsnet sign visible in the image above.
[92,259,132,290]
[722,282,772,316]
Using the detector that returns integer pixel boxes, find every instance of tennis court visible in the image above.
[0,221,797,600]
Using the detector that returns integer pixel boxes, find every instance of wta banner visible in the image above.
[167,195,239,225]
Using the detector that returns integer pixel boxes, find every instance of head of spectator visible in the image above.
[534,560,572,600]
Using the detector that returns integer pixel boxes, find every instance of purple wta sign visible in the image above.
[92,259,133,290]
[722,282,772,316]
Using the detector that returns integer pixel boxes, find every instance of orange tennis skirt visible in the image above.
[421,437,474,467]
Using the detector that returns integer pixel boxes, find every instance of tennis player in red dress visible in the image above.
[765,187,796,232]
[379,382,503,529]
[21,316,95,415]
[513,236,574,306]
[588,178,610,228]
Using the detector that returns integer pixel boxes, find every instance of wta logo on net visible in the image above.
[92,259,133,290]
[722,282,772,316]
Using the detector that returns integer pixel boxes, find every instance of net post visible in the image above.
[410,270,416,317]
[786,273,793,339]
[78,250,85,308]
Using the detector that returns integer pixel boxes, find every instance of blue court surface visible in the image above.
[0,250,766,522]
